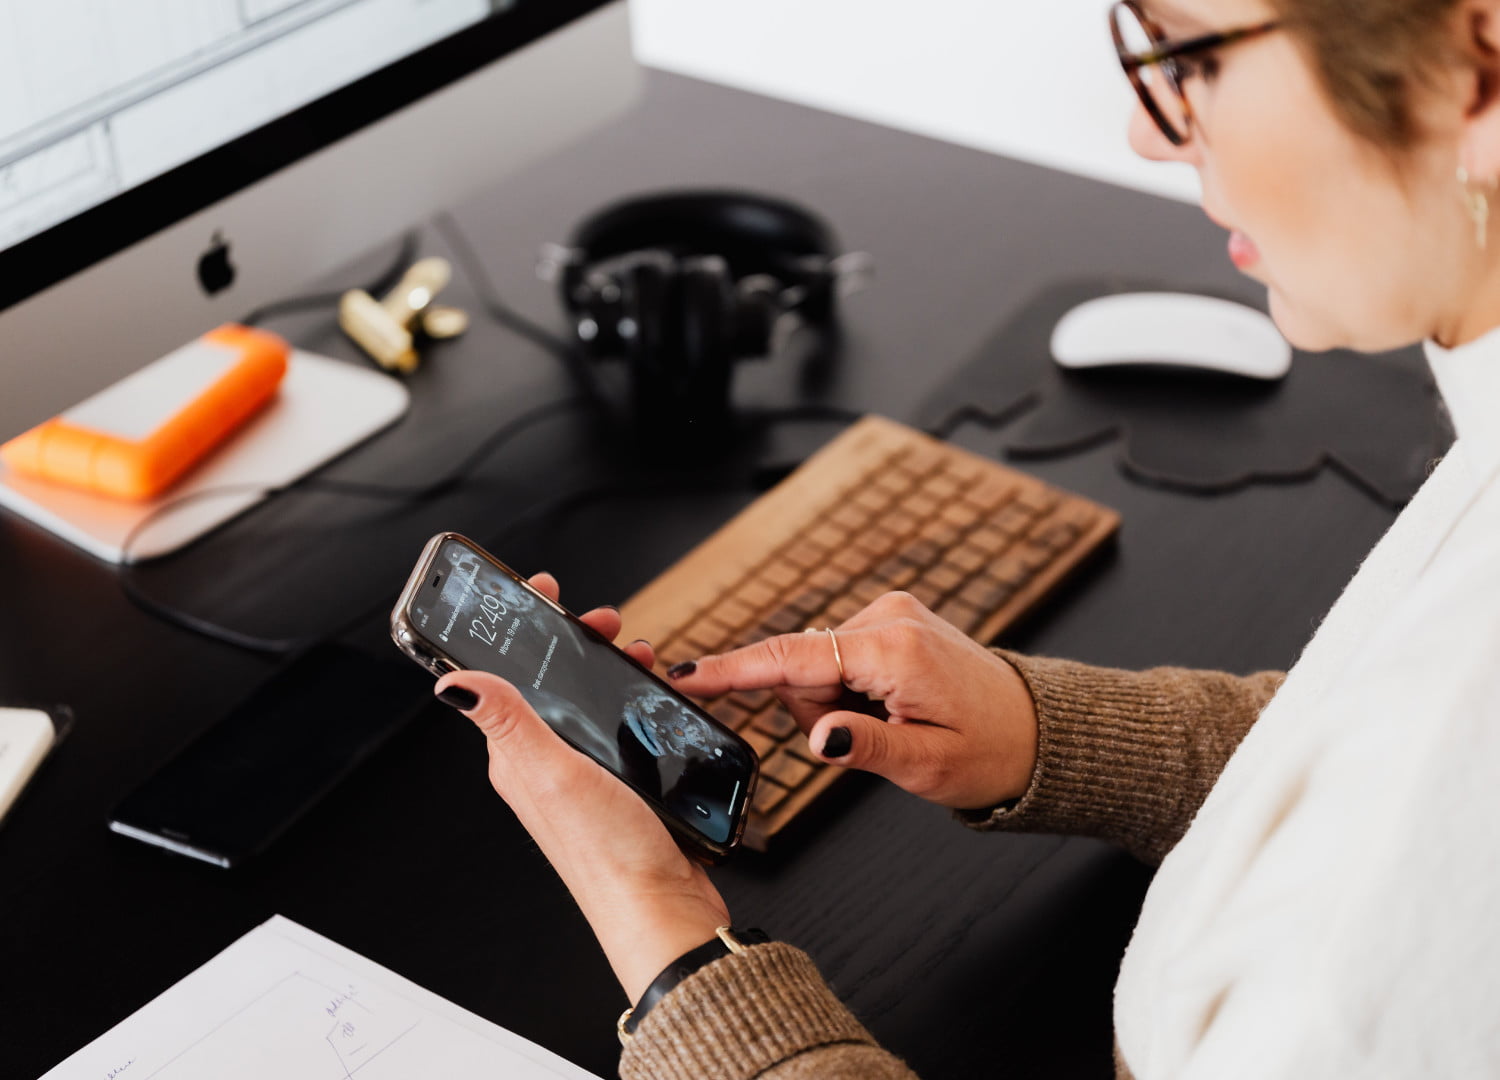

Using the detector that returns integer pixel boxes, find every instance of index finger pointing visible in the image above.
[668,630,847,699]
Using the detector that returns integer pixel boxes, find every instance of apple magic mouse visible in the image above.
[1050,292,1292,380]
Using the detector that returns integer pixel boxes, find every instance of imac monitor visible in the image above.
[0,0,640,439]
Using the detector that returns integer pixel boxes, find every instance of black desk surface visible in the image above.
[1,70,1412,1079]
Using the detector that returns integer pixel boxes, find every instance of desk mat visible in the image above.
[915,279,1447,507]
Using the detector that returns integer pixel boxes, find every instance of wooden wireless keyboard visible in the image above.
[618,415,1119,850]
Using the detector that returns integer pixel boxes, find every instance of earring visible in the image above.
[1458,165,1495,251]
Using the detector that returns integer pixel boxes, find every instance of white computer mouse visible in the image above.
[1050,292,1293,380]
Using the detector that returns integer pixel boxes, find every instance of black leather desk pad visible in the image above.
[917,279,1447,508]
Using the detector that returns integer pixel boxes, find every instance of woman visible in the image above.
[435,0,1500,1075]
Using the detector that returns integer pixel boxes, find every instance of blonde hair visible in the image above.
[1273,0,1464,149]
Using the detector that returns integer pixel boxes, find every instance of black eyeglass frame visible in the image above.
[1111,0,1282,146]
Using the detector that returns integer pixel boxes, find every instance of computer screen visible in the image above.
[1,0,499,257]
[0,0,637,437]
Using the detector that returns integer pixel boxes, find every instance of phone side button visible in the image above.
[432,659,459,676]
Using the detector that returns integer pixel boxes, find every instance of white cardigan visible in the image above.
[1114,335,1500,1077]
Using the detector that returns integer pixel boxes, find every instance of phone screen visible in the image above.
[408,539,755,847]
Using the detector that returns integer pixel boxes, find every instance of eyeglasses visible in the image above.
[1111,0,1282,146]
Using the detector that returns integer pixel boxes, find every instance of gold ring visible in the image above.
[804,626,847,685]
[826,627,847,685]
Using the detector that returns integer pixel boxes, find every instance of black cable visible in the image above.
[240,231,421,327]
[119,396,585,654]
[432,211,578,361]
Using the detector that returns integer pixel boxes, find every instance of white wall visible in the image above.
[629,0,1199,205]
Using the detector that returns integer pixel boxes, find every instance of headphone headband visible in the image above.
[568,190,839,281]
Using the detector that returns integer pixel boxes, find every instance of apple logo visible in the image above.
[196,231,236,296]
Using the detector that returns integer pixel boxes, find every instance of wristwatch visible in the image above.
[616,925,770,1044]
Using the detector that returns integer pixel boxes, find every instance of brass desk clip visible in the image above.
[339,256,469,374]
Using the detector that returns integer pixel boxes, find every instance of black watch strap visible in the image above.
[618,926,770,1042]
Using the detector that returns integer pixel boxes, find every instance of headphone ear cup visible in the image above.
[619,256,677,431]
[677,258,735,426]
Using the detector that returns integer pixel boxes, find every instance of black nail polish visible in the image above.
[666,660,697,679]
[602,604,620,613]
[630,639,650,649]
[437,686,479,710]
[821,726,852,758]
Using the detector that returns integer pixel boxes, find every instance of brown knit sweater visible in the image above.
[618,651,1285,1080]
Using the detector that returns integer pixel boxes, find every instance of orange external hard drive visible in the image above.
[0,325,289,501]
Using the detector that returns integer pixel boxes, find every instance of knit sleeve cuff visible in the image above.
[955,650,1198,863]
[619,943,894,1080]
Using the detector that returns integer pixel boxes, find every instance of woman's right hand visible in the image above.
[668,591,1041,812]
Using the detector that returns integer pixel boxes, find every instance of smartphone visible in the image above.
[391,533,758,857]
[109,644,430,867]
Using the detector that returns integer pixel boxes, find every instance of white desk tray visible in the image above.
[0,351,410,564]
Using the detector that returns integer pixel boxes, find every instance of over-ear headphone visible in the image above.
[540,190,869,438]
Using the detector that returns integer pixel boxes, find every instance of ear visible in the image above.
[1457,0,1500,177]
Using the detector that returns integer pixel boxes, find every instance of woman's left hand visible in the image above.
[434,572,729,1004]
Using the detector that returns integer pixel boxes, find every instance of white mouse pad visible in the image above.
[0,351,410,563]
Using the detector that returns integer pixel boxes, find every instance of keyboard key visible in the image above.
[786,589,833,619]
[736,579,780,611]
[873,468,914,497]
[829,503,871,532]
[907,581,946,610]
[752,708,799,739]
[925,563,967,593]
[682,617,728,652]
[986,548,1047,588]
[945,545,988,576]
[924,474,962,501]
[964,474,1015,513]
[936,596,984,633]
[741,727,780,759]
[886,508,925,539]
[993,504,1037,537]
[783,541,825,571]
[917,518,964,549]
[710,701,752,729]
[944,457,984,484]
[1028,520,1081,552]
[714,595,760,631]
[854,527,899,559]
[761,750,816,789]
[853,486,889,514]
[1013,486,1060,515]
[806,522,847,551]
[899,538,943,569]
[760,607,806,635]
[959,576,1015,612]
[898,443,945,477]
[752,781,789,814]
[905,490,942,520]
[731,689,776,713]
[761,559,802,590]
[966,524,1013,554]
[825,595,867,623]
[829,546,875,579]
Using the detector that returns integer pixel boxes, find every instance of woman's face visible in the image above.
[1129,0,1475,351]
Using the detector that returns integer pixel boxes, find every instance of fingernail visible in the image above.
[821,726,852,758]
[630,638,650,649]
[437,686,479,710]
[602,604,620,613]
[666,660,697,679]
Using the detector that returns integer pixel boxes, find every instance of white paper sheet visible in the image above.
[40,915,601,1080]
